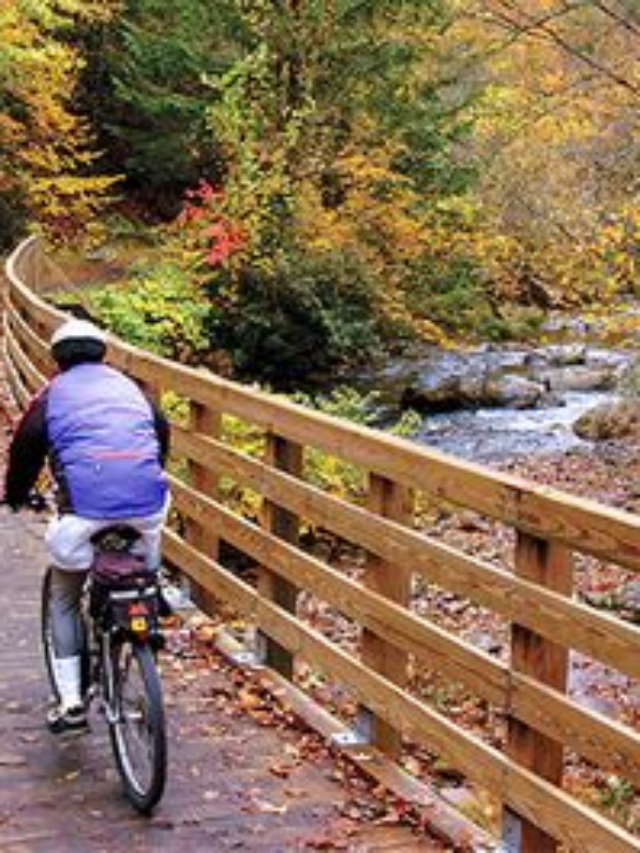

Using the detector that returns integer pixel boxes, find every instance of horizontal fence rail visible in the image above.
[3,236,640,853]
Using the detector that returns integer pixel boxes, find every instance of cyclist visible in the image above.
[3,318,170,735]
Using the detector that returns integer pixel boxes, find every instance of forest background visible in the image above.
[2,0,640,389]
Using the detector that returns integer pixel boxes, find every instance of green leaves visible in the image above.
[84,263,215,363]
[94,0,247,203]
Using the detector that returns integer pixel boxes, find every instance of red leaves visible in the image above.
[204,221,245,266]
[178,178,246,267]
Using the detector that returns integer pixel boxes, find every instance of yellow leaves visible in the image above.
[444,1,640,305]
[0,113,24,150]
[0,0,120,241]
[31,173,118,214]
[332,150,399,188]
[297,139,426,272]
[8,0,117,31]
[54,0,120,25]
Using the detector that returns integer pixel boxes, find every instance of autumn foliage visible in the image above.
[3,1,640,369]
[0,0,118,244]
[178,181,246,267]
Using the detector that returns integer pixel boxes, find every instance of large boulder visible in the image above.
[401,372,548,412]
[540,365,618,393]
[573,399,640,441]
[525,343,587,368]
[401,375,467,412]
[482,374,547,409]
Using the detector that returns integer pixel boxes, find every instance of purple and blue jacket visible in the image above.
[4,363,169,519]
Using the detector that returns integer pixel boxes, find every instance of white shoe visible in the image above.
[47,704,88,736]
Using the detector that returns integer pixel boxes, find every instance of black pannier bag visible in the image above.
[89,549,161,635]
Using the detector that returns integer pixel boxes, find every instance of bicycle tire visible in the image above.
[106,639,167,814]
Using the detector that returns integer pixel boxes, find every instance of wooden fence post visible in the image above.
[185,402,221,617]
[361,474,413,757]
[259,433,302,679]
[504,532,572,853]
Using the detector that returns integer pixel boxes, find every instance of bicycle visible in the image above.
[41,524,168,814]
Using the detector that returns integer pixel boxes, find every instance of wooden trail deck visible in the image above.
[0,509,444,852]
[9,238,640,852]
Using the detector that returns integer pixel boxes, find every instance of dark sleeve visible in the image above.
[4,390,50,507]
[151,402,170,465]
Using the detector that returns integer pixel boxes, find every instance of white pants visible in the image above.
[45,501,169,571]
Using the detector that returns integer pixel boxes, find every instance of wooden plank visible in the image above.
[171,428,640,681]
[516,490,640,576]
[505,535,572,853]
[5,301,52,371]
[170,478,640,784]
[162,529,640,853]
[169,476,509,703]
[5,251,62,333]
[4,322,47,393]
[2,347,31,409]
[510,673,640,788]
[251,667,495,853]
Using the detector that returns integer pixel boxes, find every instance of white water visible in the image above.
[413,390,618,463]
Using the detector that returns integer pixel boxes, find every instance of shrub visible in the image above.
[85,263,214,362]
[408,256,497,338]
[212,250,383,387]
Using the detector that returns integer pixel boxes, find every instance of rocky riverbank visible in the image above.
[346,338,638,463]
[400,343,627,413]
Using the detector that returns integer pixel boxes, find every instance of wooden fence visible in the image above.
[3,237,640,852]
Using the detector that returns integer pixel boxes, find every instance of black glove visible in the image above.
[26,491,48,512]
[2,492,47,513]
[0,494,19,512]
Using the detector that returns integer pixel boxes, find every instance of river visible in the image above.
[413,389,617,463]
[350,340,632,464]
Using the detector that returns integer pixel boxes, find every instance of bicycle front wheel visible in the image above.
[106,640,167,814]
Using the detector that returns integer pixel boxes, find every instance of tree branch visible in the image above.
[590,1,640,39]
[480,0,640,98]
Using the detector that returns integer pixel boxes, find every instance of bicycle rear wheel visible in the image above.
[106,640,167,814]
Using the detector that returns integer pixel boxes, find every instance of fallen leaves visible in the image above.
[0,753,26,767]
[56,770,81,783]
[268,761,294,779]
[244,794,288,815]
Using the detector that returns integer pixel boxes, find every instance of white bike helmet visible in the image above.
[50,318,107,369]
